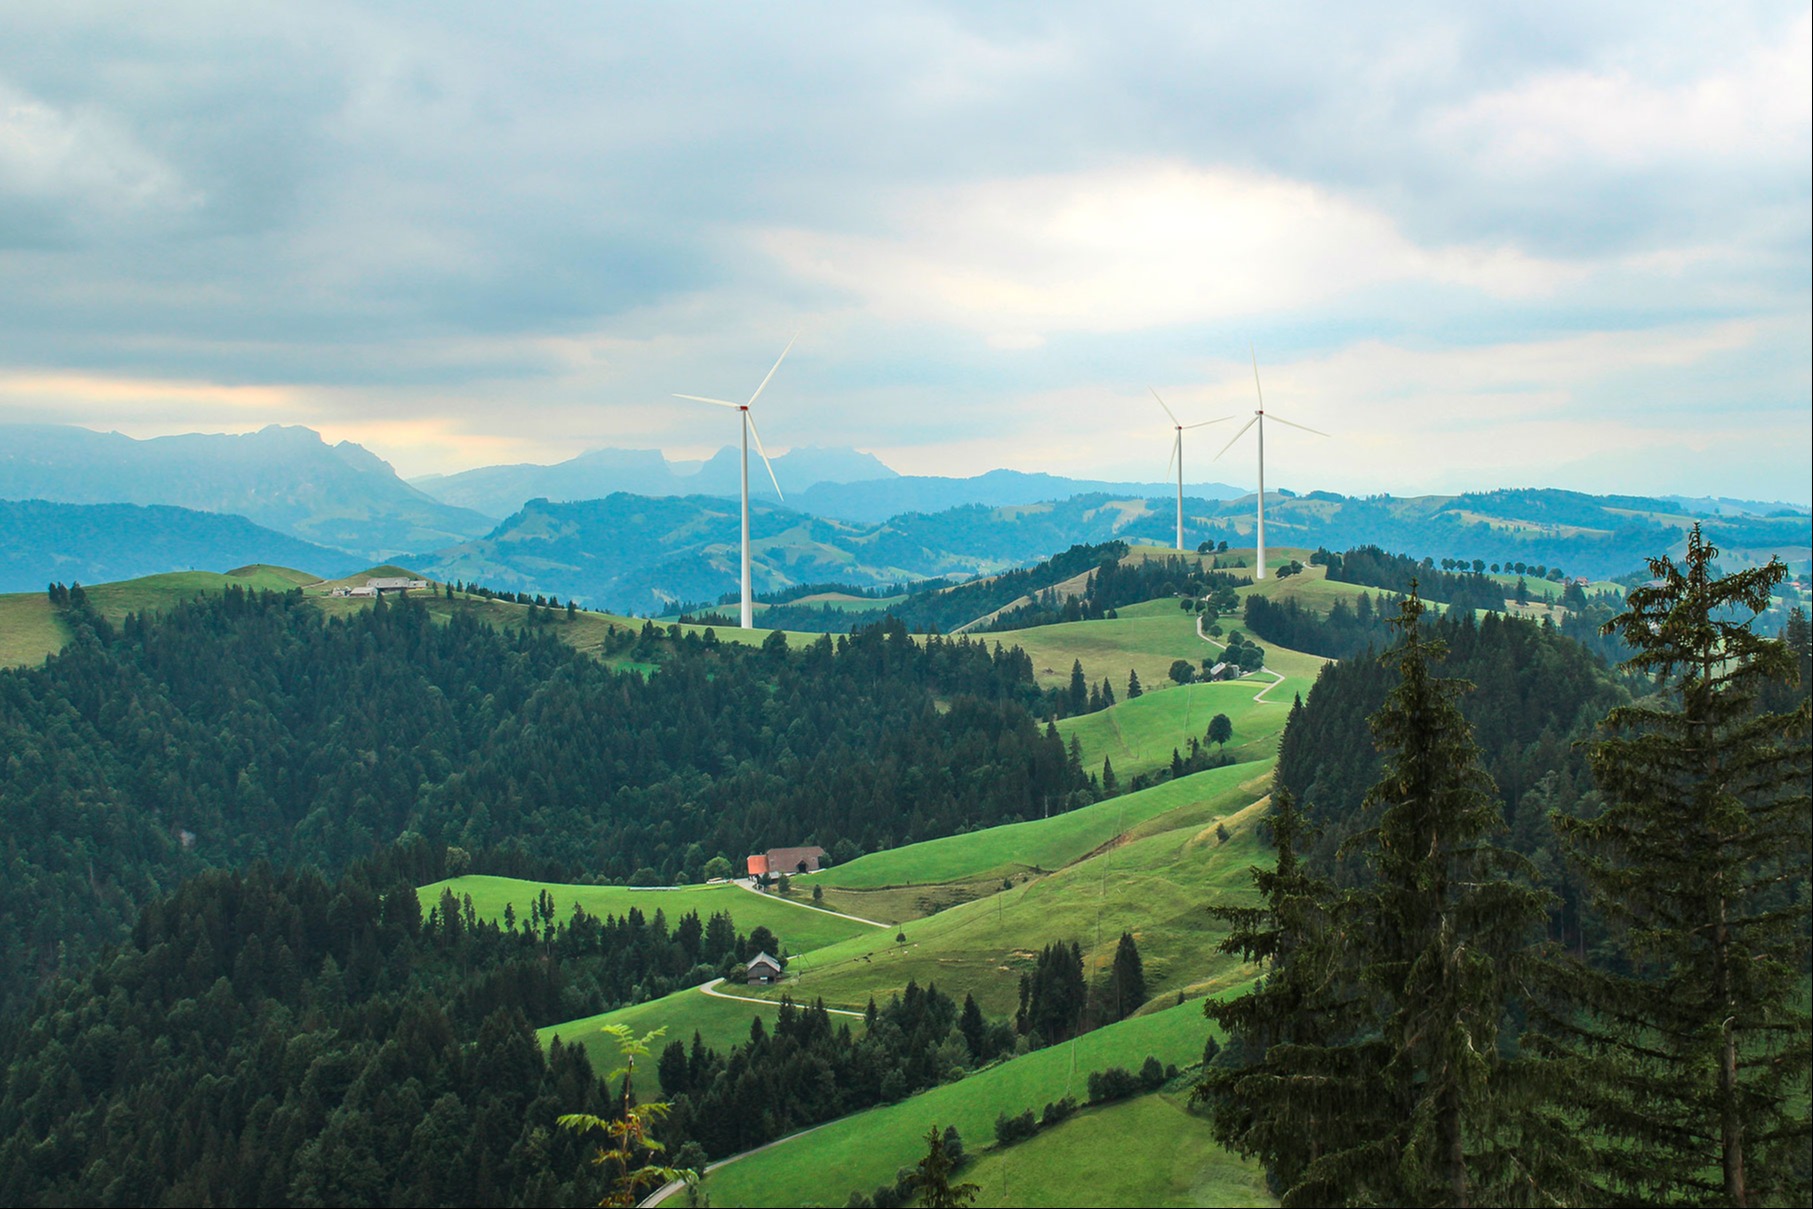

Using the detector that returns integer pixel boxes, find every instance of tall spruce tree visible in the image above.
[1547,527,1812,1207]
[1200,589,1551,1206]
[1197,785,1363,1199]
[1340,589,1553,1207]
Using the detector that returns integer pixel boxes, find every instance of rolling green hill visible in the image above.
[697,998,1258,1207]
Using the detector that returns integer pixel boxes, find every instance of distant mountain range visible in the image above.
[407,487,1813,616]
[406,443,1248,522]
[1,424,1807,613]
[0,424,494,560]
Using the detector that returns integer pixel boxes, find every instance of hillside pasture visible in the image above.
[958,1089,1274,1207]
[416,874,877,955]
[538,984,822,1089]
[0,564,326,667]
[698,1000,1240,1207]
[817,762,1269,896]
[1055,680,1289,780]
[735,781,1273,1019]
[1006,598,1229,695]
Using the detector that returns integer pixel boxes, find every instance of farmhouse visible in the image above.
[746,952,783,984]
[746,845,826,878]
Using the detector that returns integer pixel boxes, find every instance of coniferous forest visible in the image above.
[0,588,1088,1019]
[1202,533,1812,1208]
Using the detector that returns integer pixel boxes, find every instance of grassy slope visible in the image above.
[1055,680,1288,781]
[700,1000,1252,1207]
[1,561,830,670]
[737,781,1271,1019]
[0,565,327,667]
[416,874,878,955]
[958,1089,1273,1208]
[818,762,1266,893]
[538,986,803,1084]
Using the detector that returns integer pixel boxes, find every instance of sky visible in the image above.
[2,2,1809,501]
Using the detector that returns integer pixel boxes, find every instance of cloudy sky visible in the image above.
[2,2,1808,500]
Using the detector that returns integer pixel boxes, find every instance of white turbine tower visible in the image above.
[1150,388,1232,551]
[1213,348,1328,580]
[674,335,796,630]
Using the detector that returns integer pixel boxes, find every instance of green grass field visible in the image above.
[699,1000,1242,1207]
[1055,680,1290,780]
[0,564,327,667]
[538,984,827,1088]
[416,874,880,955]
[818,762,1269,894]
[958,1089,1273,1207]
[735,780,1272,1019]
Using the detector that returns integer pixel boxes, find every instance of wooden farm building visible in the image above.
[746,952,783,984]
[746,845,826,878]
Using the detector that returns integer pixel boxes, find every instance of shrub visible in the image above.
[994,1109,1037,1146]
[1040,1096,1078,1127]
[1086,1066,1141,1103]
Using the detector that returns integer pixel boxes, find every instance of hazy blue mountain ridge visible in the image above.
[0,424,494,559]
[409,443,898,518]
[407,487,1812,616]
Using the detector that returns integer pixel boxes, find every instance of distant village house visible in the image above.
[746,952,783,984]
[330,577,429,598]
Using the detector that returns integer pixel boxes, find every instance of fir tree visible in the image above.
[1108,931,1146,1022]
[912,1123,978,1207]
[1547,527,1812,1207]
[1335,588,1552,1207]
[1196,785,1361,1200]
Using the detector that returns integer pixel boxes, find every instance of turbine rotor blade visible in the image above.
[674,394,741,408]
[1165,431,1179,479]
[745,412,785,500]
[1266,413,1330,438]
[1149,387,1179,427]
[1213,415,1259,461]
[1183,416,1234,429]
[746,332,800,408]
[1249,343,1266,410]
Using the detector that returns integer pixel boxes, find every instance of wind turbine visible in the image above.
[1150,388,1232,551]
[1212,348,1328,580]
[674,334,796,629]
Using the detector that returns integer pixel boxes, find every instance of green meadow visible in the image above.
[537,984,833,1087]
[1055,679,1293,780]
[736,780,1271,1019]
[699,1000,1240,1207]
[1006,597,1228,695]
[958,1089,1274,1207]
[417,874,879,955]
[818,762,1269,893]
[0,564,323,667]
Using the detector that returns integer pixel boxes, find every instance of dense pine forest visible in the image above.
[0,858,660,1206]
[0,587,1090,1018]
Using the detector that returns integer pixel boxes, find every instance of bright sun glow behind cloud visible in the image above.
[761,163,1580,348]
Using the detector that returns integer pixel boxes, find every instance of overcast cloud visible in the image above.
[1,1,1807,500]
